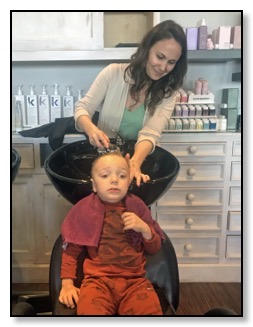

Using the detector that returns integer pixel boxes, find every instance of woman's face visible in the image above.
[146,38,182,80]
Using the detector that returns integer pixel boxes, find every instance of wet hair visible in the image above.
[124,20,187,115]
[91,152,130,178]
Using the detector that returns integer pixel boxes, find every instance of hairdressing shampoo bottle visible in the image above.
[38,84,50,125]
[63,86,74,117]
[14,85,27,126]
[50,84,62,122]
[26,85,38,127]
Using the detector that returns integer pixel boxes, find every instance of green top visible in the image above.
[118,104,145,140]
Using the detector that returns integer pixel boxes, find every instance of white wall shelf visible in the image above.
[12,49,241,62]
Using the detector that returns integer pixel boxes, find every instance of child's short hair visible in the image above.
[91,152,129,177]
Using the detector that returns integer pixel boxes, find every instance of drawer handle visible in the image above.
[185,218,194,226]
[187,168,196,176]
[186,193,195,201]
[184,244,192,252]
[189,146,198,154]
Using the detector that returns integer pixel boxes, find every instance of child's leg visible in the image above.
[77,278,115,315]
[118,278,163,315]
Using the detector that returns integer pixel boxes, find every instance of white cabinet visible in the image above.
[12,12,103,51]
[12,141,73,282]
[150,132,241,282]
[12,11,159,61]
[12,175,35,263]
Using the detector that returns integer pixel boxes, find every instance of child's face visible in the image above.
[91,155,131,203]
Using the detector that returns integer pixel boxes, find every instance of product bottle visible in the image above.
[14,85,27,126]
[77,89,83,101]
[201,79,208,95]
[218,115,227,131]
[194,79,202,95]
[197,18,208,50]
[15,100,23,131]
[50,84,62,122]
[26,85,38,127]
[38,84,50,125]
[63,86,74,117]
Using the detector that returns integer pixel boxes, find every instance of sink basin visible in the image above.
[44,140,180,206]
[12,148,21,183]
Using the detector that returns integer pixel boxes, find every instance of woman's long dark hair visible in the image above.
[124,20,187,115]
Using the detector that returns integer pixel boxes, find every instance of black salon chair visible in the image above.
[51,231,179,316]
[13,230,179,316]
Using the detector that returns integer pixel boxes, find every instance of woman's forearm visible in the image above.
[76,115,95,135]
[131,140,153,167]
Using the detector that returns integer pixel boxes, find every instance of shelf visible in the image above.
[187,49,241,62]
[12,49,241,62]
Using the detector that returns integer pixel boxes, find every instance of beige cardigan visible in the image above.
[74,63,177,151]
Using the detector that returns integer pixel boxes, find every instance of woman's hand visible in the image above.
[125,153,150,186]
[122,212,152,240]
[88,128,110,149]
[59,279,80,308]
[76,115,110,149]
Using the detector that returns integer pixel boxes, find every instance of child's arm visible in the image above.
[59,242,83,308]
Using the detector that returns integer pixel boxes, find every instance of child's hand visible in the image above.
[59,280,80,308]
[122,212,152,240]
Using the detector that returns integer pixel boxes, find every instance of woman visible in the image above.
[75,20,187,186]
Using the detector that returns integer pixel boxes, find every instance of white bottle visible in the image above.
[26,85,38,127]
[14,85,27,126]
[50,84,62,122]
[77,89,83,102]
[218,115,227,131]
[63,86,74,117]
[38,84,50,125]
[15,100,23,131]
[75,89,83,105]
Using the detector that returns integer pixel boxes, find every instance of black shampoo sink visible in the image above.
[12,148,21,183]
[44,140,180,206]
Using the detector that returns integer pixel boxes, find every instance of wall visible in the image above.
[12,12,241,113]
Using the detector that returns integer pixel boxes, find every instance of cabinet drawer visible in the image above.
[177,163,225,182]
[232,141,241,156]
[157,212,221,231]
[226,236,241,258]
[162,142,226,160]
[229,187,241,206]
[12,144,34,169]
[157,188,223,207]
[170,237,219,261]
[231,162,241,181]
[227,211,241,232]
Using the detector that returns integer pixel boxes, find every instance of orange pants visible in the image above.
[77,276,163,316]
